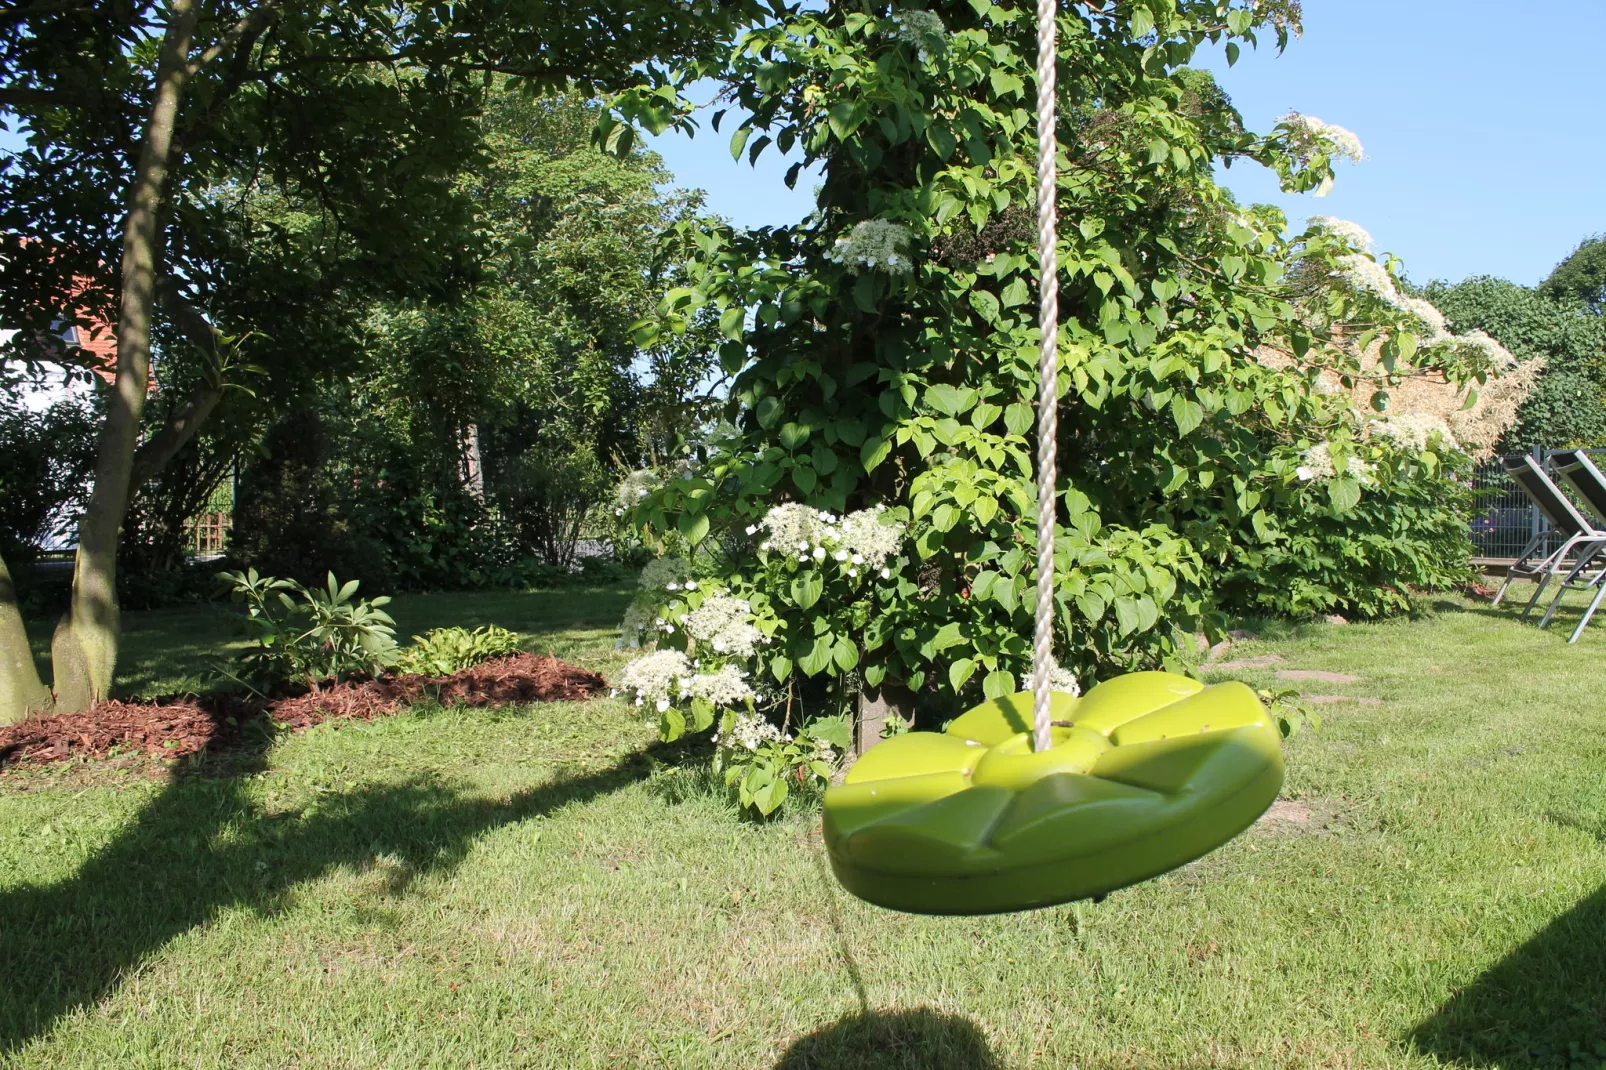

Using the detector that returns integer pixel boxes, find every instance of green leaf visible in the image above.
[658,706,686,742]
[832,638,860,672]
[949,658,977,692]
[798,636,834,676]
[861,435,892,472]
[931,621,966,652]
[678,511,710,545]
[1131,7,1154,37]
[790,572,824,610]
[756,775,788,816]
[793,465,817,493]
[926,384,976,416]
[1004,403,1034,436]
[756,397,782,429]
[779,422,810,450]
[1328,475,1362,512]
[982,670,1016,700]
[770,654,793,682]
[729,126,753,161]
[1171,396,1204,436]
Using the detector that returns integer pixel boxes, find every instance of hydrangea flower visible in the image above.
[828,219,915,275]
[618,649,693,706]
[886,8,947,64]
[714,711,786,752]
[685,665,755,707]
[1309,215,1372,252]
[1296,442,1367,482]
[1022,663,1082,697]
[756,502,906,575]
[1282,112,1364,164]
[614,469,661,514]
[1370,413,1457,452]
[683,594,764,657]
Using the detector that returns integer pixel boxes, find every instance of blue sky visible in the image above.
[649,0,1606,288]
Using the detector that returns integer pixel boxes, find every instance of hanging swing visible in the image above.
[819,0,1285,916]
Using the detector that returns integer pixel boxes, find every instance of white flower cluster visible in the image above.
[828,219,914,275]
[754,502,905,579]
[618,649,692,710]
[1282,111,1365,164]
[1022,663,1082,697]
[1309,215,1372,252]
[887,8,947,63]
[1296,442,1368,483]
[714,711,787,752]
[614,469,661,515]
[1370,413,1457,452]
[1455,329,1517,371]
[683,594,764,656]
[1331,254,1516,369]
[617,649,756,712]
[686,664,755,706]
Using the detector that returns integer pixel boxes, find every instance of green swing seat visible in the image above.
[821,671,1284,915]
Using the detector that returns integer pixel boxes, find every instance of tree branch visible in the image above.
[186,0,286,77]
[129,384,225,490]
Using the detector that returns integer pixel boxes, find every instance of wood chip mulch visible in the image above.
[0,653,607,771]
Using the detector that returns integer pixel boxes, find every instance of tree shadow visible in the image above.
[0,719,656,1054]
[1411,885,1606,1068]
[773,1009,1001,1070]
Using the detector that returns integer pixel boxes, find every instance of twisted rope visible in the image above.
[1030,0,1060,752]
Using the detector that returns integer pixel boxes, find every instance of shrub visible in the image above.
[217,569,399,693]
[1218,434,1477,619]
[713,712,850,817]
[396,625,522,676]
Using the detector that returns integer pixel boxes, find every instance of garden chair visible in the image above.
[1490,455,1606,632]
[1534,450,1606,642]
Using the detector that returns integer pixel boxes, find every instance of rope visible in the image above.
[1030,0,1060,752]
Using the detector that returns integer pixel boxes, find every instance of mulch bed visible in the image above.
[0,653,606,772]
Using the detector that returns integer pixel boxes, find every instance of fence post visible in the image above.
[1530,446,1545,541]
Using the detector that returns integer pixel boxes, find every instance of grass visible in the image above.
[2,584,1604,1068]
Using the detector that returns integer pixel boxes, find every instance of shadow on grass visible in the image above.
[1431,589,1606,638]
[773,1009,1000,1070]
[0,722,656,1055]
[1411,885,1606,1068]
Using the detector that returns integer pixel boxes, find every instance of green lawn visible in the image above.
[2,585,1604,1068]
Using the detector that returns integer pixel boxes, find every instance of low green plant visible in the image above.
[216,569,399,693]
[712,712,851,817]
[395,625,522,677]
[1258,686,1322,740]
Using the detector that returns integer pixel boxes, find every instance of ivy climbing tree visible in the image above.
[606,0,1501,740]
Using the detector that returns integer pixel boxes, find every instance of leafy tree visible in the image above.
[0,0,752,722]
[1425,275,1606,448]
[1541,234,1606,314]
[231,87,723,587]
[608,0,1497,732]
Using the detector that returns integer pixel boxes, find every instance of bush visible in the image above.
[0,389,99,562]
[396,625,522,676]
[1218,438,1475,619]
[217,569,399,693]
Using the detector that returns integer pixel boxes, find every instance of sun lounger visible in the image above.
[1490,455,1606,633]
[1535,450,1606,642]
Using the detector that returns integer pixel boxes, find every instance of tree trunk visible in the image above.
[0,550,53,724]
[855,681,916,756]
[50,0,201,713]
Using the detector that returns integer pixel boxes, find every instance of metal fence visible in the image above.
[1469,449,1606,560]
